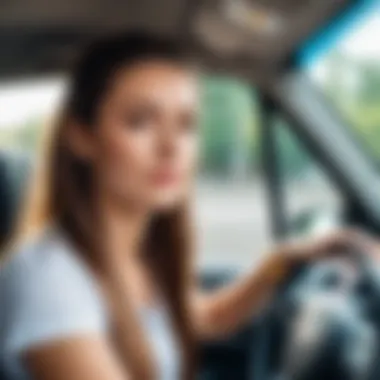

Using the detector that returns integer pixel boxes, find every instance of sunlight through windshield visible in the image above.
[307,10,380,162]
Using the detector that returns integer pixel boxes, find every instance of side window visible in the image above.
[0,80,64,240]
[0,79,64,152]
[196,76,272,268]
[274,118,343,237]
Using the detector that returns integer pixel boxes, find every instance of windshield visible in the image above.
[305,8,380,163]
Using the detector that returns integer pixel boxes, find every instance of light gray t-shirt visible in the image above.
[0,228,180,380]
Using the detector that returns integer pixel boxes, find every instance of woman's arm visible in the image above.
[192,230,379,340]
[23,336,129,380]
[192,250,289,340]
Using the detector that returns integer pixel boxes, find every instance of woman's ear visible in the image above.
[65,121,96,162]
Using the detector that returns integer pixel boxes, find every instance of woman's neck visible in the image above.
[96,191,151,270]
[94,192,159,310]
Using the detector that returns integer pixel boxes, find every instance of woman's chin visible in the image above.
[149,194,186,213]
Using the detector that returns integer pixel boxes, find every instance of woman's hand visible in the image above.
[277,229,380,267]
[267,229,380,286]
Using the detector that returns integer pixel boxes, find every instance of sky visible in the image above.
[341,12,380,58]
[0,12,379,128]
[310,11,380,82]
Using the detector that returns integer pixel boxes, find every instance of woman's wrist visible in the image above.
[262,237,315,284]
[258,249,295,288]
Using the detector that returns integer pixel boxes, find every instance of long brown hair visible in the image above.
[16,31,197,379]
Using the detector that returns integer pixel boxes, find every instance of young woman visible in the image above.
[0,31,375,380]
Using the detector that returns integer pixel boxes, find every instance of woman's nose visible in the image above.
[156,127,180,159]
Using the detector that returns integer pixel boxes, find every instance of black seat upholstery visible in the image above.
[0,151,30,249]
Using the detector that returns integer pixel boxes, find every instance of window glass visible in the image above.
[306,12,380,163]
[0,78,65,152]
[275,118,343,237]
[196,77,270,268]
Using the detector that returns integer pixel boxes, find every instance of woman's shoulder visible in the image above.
[0,226,108,354]
[0,226,102,303]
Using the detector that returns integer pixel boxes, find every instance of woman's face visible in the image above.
[82,60,200,212]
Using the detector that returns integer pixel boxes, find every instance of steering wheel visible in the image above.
[249,248,380,380]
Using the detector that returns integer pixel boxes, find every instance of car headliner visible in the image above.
[0,0,351,83]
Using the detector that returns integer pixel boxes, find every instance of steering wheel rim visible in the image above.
[249,261,307,380]
[249,249,380,380]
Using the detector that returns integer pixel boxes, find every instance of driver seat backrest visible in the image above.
[0,150,30,252]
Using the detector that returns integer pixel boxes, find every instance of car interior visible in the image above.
[1,0,380,379]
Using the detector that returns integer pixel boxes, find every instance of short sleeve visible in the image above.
[0,238,107,355]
